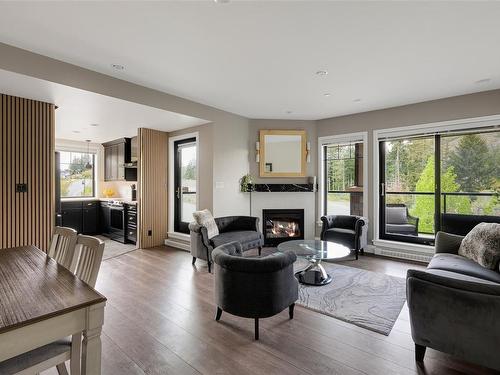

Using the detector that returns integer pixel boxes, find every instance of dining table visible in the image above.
[0,245,106,374]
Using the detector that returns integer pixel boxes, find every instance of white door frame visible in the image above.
[168,132,199,238]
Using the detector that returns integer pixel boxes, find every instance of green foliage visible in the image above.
[183,160,196,180]
[326,144,357,191]
[411,156,471,233]
[448,134,496,192]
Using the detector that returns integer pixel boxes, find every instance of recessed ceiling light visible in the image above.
[90,123,99,127]
[72,130,80,133]
[214,0,230,3]
[111,64,125,70]
[475,78,491,84]
[353,98,361,102]
[324,93,331,97]
[316,70,328,76]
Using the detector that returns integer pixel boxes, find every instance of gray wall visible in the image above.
[317,89,500,242]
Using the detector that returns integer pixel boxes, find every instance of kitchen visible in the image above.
[55,136,139,257]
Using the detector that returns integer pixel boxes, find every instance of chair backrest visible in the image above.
[70,235,105,288]
[47,226,78,269]
[386,204,409,225]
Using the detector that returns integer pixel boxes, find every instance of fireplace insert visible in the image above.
[263,209,304,246]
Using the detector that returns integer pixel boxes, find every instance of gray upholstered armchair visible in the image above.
[212,241,298,340]
[320,215,368,260]
[386,204,419,236]
[189,216,263,273]
[407,231,500,370]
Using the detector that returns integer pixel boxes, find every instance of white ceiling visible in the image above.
[0,69,208,142]
[0,1,500,120]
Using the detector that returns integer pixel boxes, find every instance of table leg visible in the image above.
[82,302,105,375]
[295,259,332,286]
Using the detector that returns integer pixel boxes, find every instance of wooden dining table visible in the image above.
[0,245,106,374]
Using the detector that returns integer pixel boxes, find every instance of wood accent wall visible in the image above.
[138,128,168,248]
[0,94,55,251]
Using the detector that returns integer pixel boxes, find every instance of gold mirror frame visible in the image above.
[259,129,307,177]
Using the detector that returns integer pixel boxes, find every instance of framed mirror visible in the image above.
[259,130,306,177]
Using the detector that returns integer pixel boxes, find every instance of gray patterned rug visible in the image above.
[295,260,407,335]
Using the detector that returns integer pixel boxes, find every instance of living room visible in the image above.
[0,1,499,375]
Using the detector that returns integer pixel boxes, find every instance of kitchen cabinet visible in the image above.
[99,202,111,234]
[83,201,99,234]
[61,200,99,235]
[103,138,136,181]
[61,203,83,234]
[124,204,137,244]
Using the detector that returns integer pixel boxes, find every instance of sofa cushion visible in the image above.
[386,206,408,225]
[192,209,219,239]
[210,231,262,249]
[425,269,499,286]
[386,223,416,235]
[428,253,500,284]
[458,222,500,269]
[323,228,355,248]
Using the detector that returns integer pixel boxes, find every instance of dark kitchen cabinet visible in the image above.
[124,203,137,245]
[100,202,111,234]
[83,201,99,234]
[103,138,133,181]
[61,202,83,234]
[61,201,99,235]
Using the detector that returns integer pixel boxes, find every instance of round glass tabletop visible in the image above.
[277,239,351,260]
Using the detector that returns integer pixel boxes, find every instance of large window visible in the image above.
[323,142,364,216]
[379,129,499,245]
[59,151,95,198]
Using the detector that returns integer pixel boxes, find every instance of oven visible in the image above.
[108,204,126,243]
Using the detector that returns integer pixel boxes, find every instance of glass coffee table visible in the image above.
[277,240,351,286]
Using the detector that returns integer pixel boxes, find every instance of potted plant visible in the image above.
[240,174,254,192]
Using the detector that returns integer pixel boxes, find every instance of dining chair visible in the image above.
[48,226,78,269]
[0,235,105,375]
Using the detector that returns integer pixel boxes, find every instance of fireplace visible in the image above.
[262,209,304,246]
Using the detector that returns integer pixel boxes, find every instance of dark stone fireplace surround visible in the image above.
[262,208,305,246]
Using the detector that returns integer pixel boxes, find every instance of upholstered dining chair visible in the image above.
[0,235,105,375]
[48,226,78,269]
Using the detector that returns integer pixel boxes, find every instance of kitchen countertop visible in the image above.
[61,197,138,205]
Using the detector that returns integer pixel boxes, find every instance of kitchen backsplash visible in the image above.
[100,181,136,201]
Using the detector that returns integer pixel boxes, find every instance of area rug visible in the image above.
[295,261,407,335]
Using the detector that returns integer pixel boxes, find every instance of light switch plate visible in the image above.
[215,182,225,189]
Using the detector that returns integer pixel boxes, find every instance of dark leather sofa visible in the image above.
[212,241,298,340]
[407,231,500,370]
[320,215,368,259]
[189,216,263,272]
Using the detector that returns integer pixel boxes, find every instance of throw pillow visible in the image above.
[192,209,219,239]
[458,222,500,270]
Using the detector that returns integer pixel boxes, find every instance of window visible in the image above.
[59,151,95,198]
[323,141,364,216]
[379,128,499,245]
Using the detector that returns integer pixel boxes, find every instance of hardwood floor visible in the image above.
[43,246,499,375]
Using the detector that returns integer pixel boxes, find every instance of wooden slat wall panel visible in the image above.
[0,94,55,251]
[138,128,168,248]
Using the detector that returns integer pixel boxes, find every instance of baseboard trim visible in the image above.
[165,239,190,252]
[367,244,431,263]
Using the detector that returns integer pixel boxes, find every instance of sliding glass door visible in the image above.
[379,129,499,245]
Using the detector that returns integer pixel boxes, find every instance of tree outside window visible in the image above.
[60,151,95,198]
